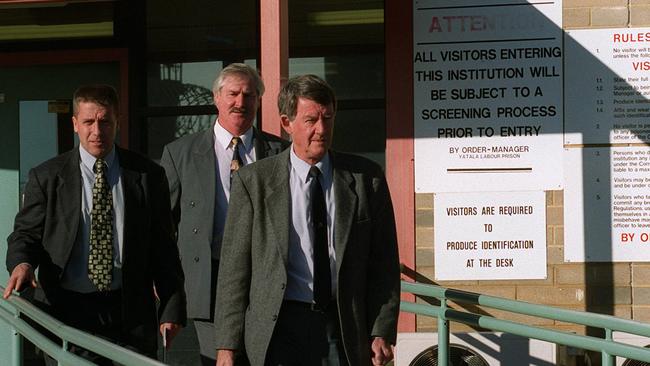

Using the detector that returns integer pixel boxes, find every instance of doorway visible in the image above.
[0,49,127,364]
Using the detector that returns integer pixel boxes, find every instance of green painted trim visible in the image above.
[0,288,165,365]
[402,281,650,364]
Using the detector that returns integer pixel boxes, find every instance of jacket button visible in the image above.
[281,283,286,289]
[272,315,278,321]
[194,256,200,262]
[193,228,199,234]
[190,201,195,207]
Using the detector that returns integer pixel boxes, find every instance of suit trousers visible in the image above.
[264,300,349,366]
[194,258,219,364]
[43,289,150,366]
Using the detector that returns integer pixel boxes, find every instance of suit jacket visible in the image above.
[160,126,288,319]
[214,148,401,366]
[6,146,187,354]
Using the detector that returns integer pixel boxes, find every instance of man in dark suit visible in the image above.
[159,63,287,365]
[214,74,400,366]
[3,84,186,365]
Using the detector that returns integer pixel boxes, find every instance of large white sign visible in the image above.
[565,147,650,262]
[434,191,547,280]
[565,28,650,144]
[413,0,564,193]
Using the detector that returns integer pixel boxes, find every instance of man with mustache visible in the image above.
[160,63,287,365]
[214,74,400,366]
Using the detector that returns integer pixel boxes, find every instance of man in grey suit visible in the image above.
[214,74,400,366]
[4,84,186,365]
[160,63,287,365]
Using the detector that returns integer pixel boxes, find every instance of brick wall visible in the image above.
[413,3,650,333]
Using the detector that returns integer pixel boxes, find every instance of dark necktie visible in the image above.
[230,137,244,177]
[89,158,113,291]
[309,166,331,309]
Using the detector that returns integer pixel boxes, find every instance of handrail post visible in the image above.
[58,339,70,366]
[602,329,614,366]
[438,299,449,366]
[11,306,22,366]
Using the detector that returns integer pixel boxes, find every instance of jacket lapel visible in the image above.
[332,152,357,276]
[192,129,217,218]
[253,127,285,160]
[264,150,291,266]
[116,147,143,268]
[55,151,82,268]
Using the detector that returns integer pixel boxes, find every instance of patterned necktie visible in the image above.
[88,158,113,291]
[309,166,331,310]
[230,137,244,177]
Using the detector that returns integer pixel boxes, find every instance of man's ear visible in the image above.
[72,115,79,133]
[213,92,220,107]
[280,115,293,135]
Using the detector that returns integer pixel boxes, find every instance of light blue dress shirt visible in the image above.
[284,146,337,303]
[211,120,256,259]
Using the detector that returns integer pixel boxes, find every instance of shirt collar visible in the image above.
[214,119,254,150]
[289,145,331,183]
[79,144,116,172]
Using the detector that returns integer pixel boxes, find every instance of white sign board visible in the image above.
[564,147,650,262]
[413,0,564,193]
[565,28,650,144]
[434,191,547,280]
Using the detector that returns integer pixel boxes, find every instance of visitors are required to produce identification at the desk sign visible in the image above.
[434,191,546,280]
[413,0,563,193]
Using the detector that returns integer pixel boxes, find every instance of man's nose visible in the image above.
[314,118,327,134]
[90,120,101,134]
[234,93,245,106]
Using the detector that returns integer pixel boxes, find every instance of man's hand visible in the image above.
[3,263,37,299]
[159,322,182,349]
[370,337,394,366]
[216,349,236,366]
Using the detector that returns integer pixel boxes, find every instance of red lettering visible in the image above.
[632,61,650,71]
[429,16,442,32]
[621,233,635,242]
[613,32,650,42]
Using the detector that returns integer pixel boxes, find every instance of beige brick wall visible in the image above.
[565,0,650,28]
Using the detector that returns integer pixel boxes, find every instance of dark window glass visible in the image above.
[289,1,385,165]
[147,114,216,160]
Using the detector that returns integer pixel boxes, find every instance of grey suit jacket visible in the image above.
[6,146,187,354]
[214,148,400,366]
[160,126,288,319]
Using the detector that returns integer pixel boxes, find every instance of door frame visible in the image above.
[0,48,130,147]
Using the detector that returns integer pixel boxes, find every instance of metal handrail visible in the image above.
[0,286,165,366]
[401,281,650,366]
